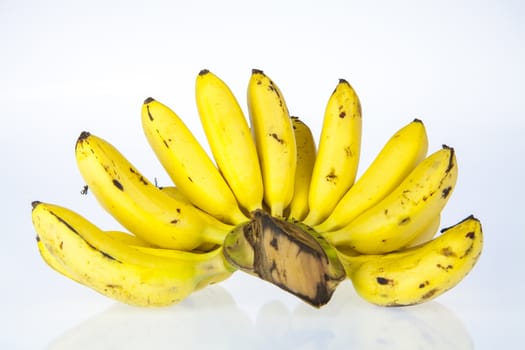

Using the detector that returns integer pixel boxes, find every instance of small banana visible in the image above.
[325,146,457,254]
[338,215,482,306]
[287,116,316,222]
[141,98,247,224]
[32,202,234,306]
[195,69,264,213]
[75,132,232,250]
[316,119,428,232]
[303,79,362,226]
[247,69,297,217]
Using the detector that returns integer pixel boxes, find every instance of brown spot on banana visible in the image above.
[269,132,285,144]
[440,247,457,257]
[112,179,124,191]
[441,186,452,199]
[398,217,411,225]
[376,277,395,286]
[325,169,337,183]
[422,288,440,299]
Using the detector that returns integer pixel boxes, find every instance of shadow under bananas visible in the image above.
[47,283,473,350]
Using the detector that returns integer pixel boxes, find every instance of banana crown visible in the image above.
[32,69,482,308]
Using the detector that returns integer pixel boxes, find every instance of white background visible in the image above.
[1,0,524,348]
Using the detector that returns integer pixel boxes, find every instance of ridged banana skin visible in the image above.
[303,80,362,226]
[339,216,483,306]
[195,70,263,213]
[141,98,247,225]
[32,202,234,307]
[325,146,457,254]
[287,116,316,221]
[247,69,297,217]
[75,132,232,250]
[316,119,428,232]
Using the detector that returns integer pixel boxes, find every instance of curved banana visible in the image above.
[287,116,316,221]
[316,119,428,232]
[247,69,296,217]
[141,98,247,224]
[325,146,457,254]
[195,69,263,213]
[32,201,234,306]
[338,215,482,306]
[75,132,232,250]
[303,79,362,226]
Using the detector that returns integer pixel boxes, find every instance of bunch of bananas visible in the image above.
[32,69,483,308]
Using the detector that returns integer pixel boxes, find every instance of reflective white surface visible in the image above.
[1,0,524,348]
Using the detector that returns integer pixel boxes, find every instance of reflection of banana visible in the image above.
[338,215,482,306]
[47,286,253,350]
[75,132,232,250]
[316,119,428,231]
[287,116,316,221]
[325,146,457,254]
[196,69,263,213]
[32,202,234,307]
[248,69,296,217]
[304,79,362,226]
[141,98,246,224]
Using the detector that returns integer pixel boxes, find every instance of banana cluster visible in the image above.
[32,69,483,308]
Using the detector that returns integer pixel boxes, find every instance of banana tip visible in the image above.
[143,97,155,104]
[78,131,91,142]
[252,68,264,75]
[31,201,42,210]
[198,69,210,76]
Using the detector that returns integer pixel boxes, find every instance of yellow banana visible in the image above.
[287,116,316,221]
[303,79,362,226]
[32,201,234,306]
[247,69,296,217]
[141,98,247,224]
[338,215,482,306]
[316,119,428,232]
[325,146,457,254]
[195,70,263,213]
[75,132,232,250]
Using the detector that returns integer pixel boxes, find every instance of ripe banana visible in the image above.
[324,145,457,254]
[303,79,362,226]
[247,69,296,217]
[195,69,264,213]
[141,98,247,224]
[338,215,482,306]
[287,116,316,222]
[32,201,234,306]
[316,119,428,232]
[75,131,232,250]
